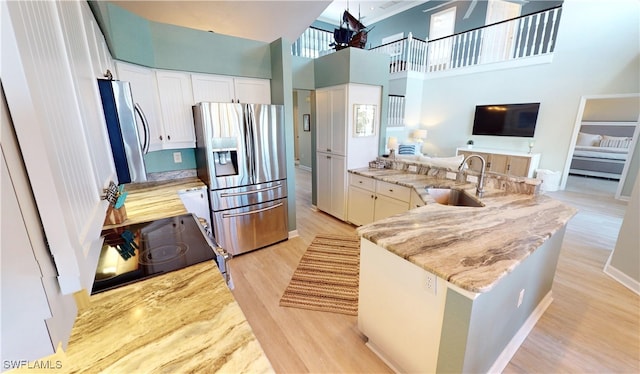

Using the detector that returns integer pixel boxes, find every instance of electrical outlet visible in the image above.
[173,152,182,163]
[517,289,525,308]
[466,175,478,183]
[446,172,457,180]
[425,273,437,295]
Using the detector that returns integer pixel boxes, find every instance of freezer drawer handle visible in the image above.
[220,183,282,198]
[222,202,283,218]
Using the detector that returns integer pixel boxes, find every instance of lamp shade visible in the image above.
[387,136,399,149]
[413,129,428,140]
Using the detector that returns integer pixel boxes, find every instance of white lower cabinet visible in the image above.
[347,174,411,226]
[178,186,211,230]
[316,152,346,220]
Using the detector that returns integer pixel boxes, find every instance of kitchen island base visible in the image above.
[358,226,566,373]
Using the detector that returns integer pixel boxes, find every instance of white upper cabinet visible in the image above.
[191,73,235,103]
[155,70,196,149]
[233,77,271,104]
[191,73,271,104]
[115,61,164,152]
[2,0,113,295]
[80,1,112,78]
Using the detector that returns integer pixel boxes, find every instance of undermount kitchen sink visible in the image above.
[426,188,485,207]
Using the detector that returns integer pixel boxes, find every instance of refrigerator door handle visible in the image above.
[222,202,283,218]
[219,183,282,198]
[134,103,150,154]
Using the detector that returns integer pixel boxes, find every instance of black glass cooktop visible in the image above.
[92,214,216,294]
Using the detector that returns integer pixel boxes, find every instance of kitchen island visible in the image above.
[47,178,273,373]
[351,167,576,373]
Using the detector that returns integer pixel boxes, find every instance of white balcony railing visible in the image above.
[387,95,406,127]
[292,6,562,75]
[427,6,561,72]
[291,26,335,59]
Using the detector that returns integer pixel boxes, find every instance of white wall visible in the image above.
[417,0,640,171]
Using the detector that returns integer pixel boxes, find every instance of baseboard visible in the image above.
[288,230,299,239]
[365,341,403,374]
[604,262,640,295]
[310,204,318,212]
[297,165,311,172]
[488,291,554,373]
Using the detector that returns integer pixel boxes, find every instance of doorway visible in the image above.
[562,94,640,200]
[480,0,521,63]
[427,7,456,71]
[293,89,313,171]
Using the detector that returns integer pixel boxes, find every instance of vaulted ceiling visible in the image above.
[108,1,429,43]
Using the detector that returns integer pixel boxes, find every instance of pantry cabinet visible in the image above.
[457,148,540,178]
[191,73,271,104]
[317,154,347,220]
[347,174,411,226]
[316,83,382,221]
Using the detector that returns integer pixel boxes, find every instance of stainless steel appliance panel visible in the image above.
[246,104,286,184]
[194,102,249,189]
[210,179,287,211]
[97,79,147,183]
[213,199,288,256]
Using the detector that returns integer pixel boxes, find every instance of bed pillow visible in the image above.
[398,144,418,155]
[600,135,632,148]
[576,132,602,146]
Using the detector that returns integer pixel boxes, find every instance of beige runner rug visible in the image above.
[279,234,360,316]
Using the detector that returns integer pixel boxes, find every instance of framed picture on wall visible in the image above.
[303,114,310,132]
[354,104,376,137]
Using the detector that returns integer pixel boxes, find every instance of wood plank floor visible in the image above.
[230,170,639,373]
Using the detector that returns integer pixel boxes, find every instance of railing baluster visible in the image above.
[546,8,559,53]
[514,15,525,58]
[531,13,541,57]
[523,16,533,57]
[537,11,550,55]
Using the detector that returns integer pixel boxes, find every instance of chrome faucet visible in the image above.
[459,154,486,198]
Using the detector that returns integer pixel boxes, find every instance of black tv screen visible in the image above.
[472,103,540,137]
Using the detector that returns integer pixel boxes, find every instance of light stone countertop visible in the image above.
[351,168,577,294]
[58,178,274,373]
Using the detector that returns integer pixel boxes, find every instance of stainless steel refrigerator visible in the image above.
[97,79,149,184]
[193,102,288,256]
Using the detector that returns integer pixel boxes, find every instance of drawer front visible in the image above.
[350,174,375,191]
[375,180,411,202]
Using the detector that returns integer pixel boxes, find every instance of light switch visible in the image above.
[173,152,182,163]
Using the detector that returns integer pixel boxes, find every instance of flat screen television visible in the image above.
[472,103,540,137]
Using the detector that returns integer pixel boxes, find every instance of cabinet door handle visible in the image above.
[507,164,511,171]
[326,156,331,159]
[389,189,394,192]
[159,135,163,141]
[168,135,171,141]
[326,148,331,152]
[358,181,363,184]
[370,195,374,199]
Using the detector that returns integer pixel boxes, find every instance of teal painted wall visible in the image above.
[143,149,197,173]
[292,56,315,89]
[270,38,297,232]
[90,2,272,78]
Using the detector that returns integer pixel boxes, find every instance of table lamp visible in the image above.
[387,136,398,159]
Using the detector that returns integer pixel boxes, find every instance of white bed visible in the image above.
[569,122,636,180]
